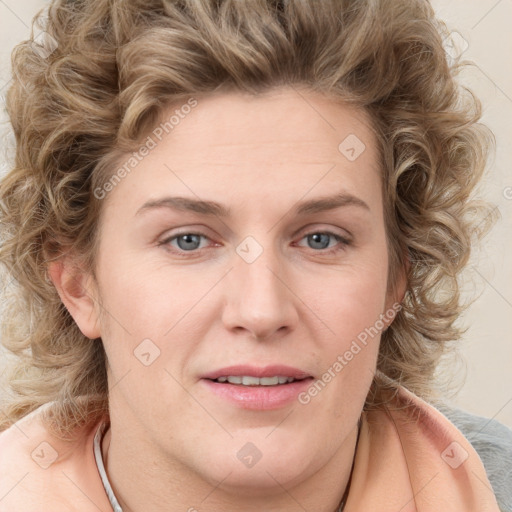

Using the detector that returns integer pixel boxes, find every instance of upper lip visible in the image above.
[202,365,312,380]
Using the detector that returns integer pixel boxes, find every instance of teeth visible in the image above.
[242,376,260,386]
[260,376,279,385]
[216,376,297,386]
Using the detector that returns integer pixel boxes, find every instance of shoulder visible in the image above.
[436,403,512,512]
[0,402,112,512]
[384,385,511,512]
[353,384,502,511]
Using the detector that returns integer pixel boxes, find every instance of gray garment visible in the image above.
[437,404,512,512]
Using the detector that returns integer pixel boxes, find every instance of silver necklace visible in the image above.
[93,421,123,512]
[93,419,359,512]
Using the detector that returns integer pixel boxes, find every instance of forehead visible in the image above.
[102,87,382,219]
[159,87,377,163]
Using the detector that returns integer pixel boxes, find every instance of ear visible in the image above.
[47,259,101,339]
[382,251,409,330]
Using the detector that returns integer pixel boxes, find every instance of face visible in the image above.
[82,87,402,493]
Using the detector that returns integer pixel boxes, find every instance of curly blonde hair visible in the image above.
[0,0,496,438]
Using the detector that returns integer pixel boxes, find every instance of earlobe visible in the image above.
[47,259,101,339]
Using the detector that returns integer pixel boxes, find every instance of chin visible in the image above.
[210,463,309,497]
[195,440,318,495]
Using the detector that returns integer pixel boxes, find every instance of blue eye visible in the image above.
[297,231,351,254]
[158,230,351,255]
[161,233,209,252]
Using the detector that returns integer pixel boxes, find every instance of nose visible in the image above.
[221,241,299,341]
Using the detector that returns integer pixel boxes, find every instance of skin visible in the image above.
[50,86,406,512]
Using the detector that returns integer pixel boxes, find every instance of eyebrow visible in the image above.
[135,192,370,218]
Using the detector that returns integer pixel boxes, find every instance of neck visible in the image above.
[101,415,359,512]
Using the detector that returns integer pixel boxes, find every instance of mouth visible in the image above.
[202,364,312,381]
[200,365,314,410]
[207,375,309,386]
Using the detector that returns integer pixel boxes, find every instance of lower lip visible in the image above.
[201,378,314,410]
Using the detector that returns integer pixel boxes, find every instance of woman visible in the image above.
[0,0,509,510]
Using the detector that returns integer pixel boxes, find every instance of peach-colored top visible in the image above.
[0,385,501,511]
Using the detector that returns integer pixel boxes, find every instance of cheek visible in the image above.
[93,255,210,370]
[303,272,385,418]
[95,253,190,328]
[295,256,388,398]
[301,260,388,335]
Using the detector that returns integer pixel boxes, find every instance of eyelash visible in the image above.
[157,230,352,256]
